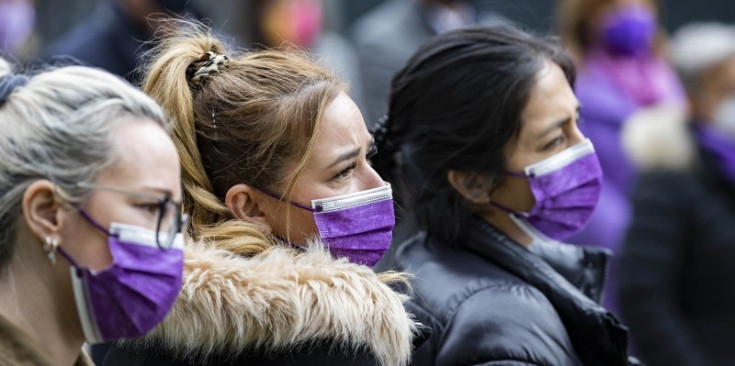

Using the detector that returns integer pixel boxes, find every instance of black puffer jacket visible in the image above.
[620,116,735,366]
[385,217,637,366]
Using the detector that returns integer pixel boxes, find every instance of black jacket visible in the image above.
[386,217,635,366]
[620,122,735,366]
[104,342,379,366]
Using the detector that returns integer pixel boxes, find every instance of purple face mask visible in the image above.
[57,214,184,344]
[264,184,395,267]
[494,139,603,241]
[599,3,656,57]
[696,124,735,183]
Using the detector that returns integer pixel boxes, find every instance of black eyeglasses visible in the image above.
[75,183,189,250]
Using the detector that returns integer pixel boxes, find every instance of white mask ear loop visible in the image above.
[508,213,557,246]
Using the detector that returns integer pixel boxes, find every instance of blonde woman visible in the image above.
[0,59,184,366]
[103,24,418,366]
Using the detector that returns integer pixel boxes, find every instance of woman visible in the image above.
[0,58,185,365]
[373,25,636,365]
[103,24,417,366]
[555,0,684,314]
[620,23,735,366]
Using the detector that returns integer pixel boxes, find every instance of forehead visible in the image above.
[521,62,577,124]
[313,93,369,151]
[99,118,180,189]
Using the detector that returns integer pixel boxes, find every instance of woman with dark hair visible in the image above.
[374,25,637,365]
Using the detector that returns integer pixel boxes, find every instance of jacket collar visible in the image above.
[460,217,630,366]
[135,240,418,366]
[527,234,611,304]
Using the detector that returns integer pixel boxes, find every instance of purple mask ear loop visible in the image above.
[255,187,316,212]
[58,207,116,273]
[75,206,113,236]
[488,170,531,216]
[505,170,529,179]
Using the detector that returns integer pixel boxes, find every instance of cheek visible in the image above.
[58,214,113,272]
[492,177,536,211]
[269,205,318,245]
[287,207,319,243]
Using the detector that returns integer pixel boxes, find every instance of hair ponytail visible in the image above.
[143,24,270,254]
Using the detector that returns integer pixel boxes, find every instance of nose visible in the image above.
[360,164,386,191]
[568,121,586,146]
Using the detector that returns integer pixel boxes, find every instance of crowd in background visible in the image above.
[2,1,735,366]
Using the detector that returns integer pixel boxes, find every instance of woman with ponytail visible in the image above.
[102,22,418,366]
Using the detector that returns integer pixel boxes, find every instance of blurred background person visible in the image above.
[230,0,366,114]
[619,23,735,366]
[43,0,200,81]
[351,0,507,127]
[0,0,37,58]
[555,0,685,316]
[0,58,184,366]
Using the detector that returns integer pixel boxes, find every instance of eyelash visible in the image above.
[136,202,160,215]
[576,112,584,126]
[367,145,378,165]
[544,136,565,150]
[331,145,378,181]
[333,162,358,181]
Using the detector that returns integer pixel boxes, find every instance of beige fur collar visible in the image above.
[137,241,418,366]
[622,104,697,171]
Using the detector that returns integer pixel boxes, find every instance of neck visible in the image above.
[479,208,533,247]
[0,242,84,366]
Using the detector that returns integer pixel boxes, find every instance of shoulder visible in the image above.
[436,284,578,365]
[103,341,379,366]
[391,233,530,316]
[411,281,578,366]
[390,236,578,365]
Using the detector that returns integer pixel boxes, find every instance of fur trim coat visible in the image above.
[103,242,419,366]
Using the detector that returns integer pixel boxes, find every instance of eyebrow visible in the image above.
[140,187,175,199]
[327,138,375,169]
[328,147,362,169]
[537,105,581,139]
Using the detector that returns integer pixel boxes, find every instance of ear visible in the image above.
[22,180,62,243]
[447,170,494,205]
[225,184,273,233]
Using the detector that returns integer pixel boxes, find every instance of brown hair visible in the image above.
[142,22,343,255]
[556,0,663,58]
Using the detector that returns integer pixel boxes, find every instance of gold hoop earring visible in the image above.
[43,236,59,265]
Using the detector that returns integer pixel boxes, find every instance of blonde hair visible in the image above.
[142,22,343,255]
[0,58,167,267]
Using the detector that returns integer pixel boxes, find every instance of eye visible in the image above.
[136,202,160,216]
[332,162,357,181]
[367,144,378,158]
[575,111,585,126]
[543,135,566,151]
[366,145,378,165]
